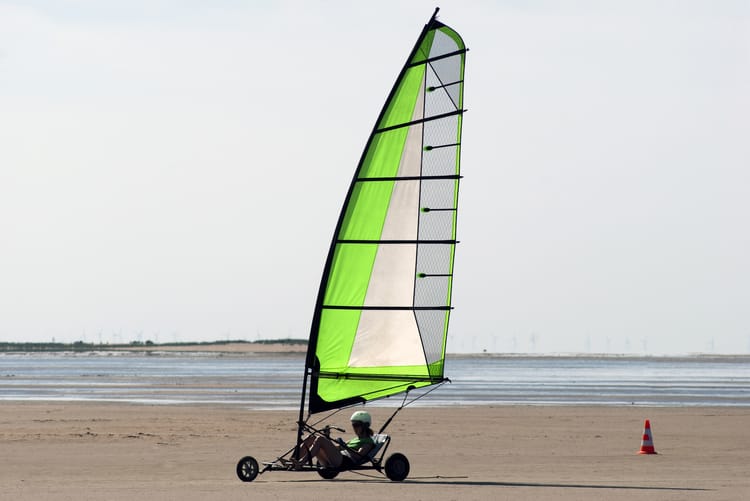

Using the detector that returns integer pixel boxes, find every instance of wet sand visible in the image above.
[1,403,747,500]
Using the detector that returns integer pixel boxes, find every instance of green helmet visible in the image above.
[350,410,371,425]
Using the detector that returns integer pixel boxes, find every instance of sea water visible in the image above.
[1,352,748,408]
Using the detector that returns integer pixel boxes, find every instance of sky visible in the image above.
[1,0,748,354]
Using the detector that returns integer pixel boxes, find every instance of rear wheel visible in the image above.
[317,467,339,480]
[236,456,259,482]
[384,453,409,481]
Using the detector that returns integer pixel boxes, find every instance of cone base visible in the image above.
[637,449,657,454]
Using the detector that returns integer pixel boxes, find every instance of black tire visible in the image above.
[236,456,259,482]
[317,467,339,480]
[384,452,410,481]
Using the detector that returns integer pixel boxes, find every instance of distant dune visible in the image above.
[0,340,307,354]
[117,342,307,353]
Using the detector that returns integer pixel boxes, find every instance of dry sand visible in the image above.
[2,403,748,500]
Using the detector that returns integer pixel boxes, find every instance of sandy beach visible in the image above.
[2,403,748,500]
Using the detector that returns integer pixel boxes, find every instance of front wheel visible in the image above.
[236,456,259,482]
[384,452,410,481]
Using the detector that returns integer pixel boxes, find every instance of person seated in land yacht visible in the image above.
[293,411,375,469]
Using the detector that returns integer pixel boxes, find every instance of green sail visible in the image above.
[306,12,466,414]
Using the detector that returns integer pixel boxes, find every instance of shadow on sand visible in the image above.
[260,476,709,491]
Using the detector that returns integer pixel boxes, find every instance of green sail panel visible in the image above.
[306,14,466,414]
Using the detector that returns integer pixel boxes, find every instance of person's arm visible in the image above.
[351,442,374,458]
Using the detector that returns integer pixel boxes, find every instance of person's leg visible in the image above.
[293,435,316,466]
[295,436,344,468]
[313,437,343,468]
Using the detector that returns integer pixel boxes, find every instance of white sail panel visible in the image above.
[348,310,423,367]
[348,78,426,368]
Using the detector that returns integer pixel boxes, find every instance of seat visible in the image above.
[366,434,390,461]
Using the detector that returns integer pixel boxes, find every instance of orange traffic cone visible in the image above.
[637,419,657,454]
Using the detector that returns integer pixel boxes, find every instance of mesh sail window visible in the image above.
[306,13,466,414]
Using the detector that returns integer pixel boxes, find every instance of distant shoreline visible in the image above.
[0,339,307,354]
[1,340,748,360]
